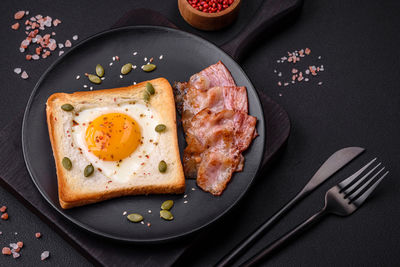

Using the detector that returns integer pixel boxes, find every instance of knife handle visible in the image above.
[242,209,326,266]
[216,189,308,267]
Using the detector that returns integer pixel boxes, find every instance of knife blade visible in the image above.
[216,146,365,267]
[302,146,365,192]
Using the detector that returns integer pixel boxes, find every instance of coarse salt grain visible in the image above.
[184,200,188,204]
[11,23,20,30]
[14,68,22,74]
[318,82,323,85]
[183,194,187,198]
[21,71,29,79]
[144,57,147,62]
[65,40,72,47]
[9,243,18,250]
[141,221,144,224]
[90,86,93,90]
[101,77,105,80]
[53,19,61,26]
[12,252,20,258]
[279,93,282,97]
[14,11,25,20]
[59,50,64,56]
[123,211,127,215]
[76,75,80,79]
[58,43,64,49]
[191,188,195,191]
[148,210,152,213]
[159,55,163,60]
[109,62,113,66]
[133,65,137,69]
[2,247,11,255]
[133,52,138,56]
[120,75,123,79]
[41,251,50,260]
[72,35,78,41]
[83,85,88,88]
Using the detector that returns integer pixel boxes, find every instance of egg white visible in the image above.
[71,103,161,183]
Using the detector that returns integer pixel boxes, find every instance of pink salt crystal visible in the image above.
[53,19,61,26]
[65,40,72,47]
[21,71,29,79]
[41,251,50,260]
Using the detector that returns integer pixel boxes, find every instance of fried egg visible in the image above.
[72,103,161,183]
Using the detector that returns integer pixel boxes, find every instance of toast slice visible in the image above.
[46,78,185,209]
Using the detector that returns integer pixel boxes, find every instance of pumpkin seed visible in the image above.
[160,210,173,221]
[146,82,155,95]
[155,124,166,133]
[88,74,101,84]
[142,64,156,72]
[61,104,74,111]
[84,164,94,177]
[96,64,104,77]
[121,63,133,75]
[127,213,143,223]
[143,91,150,102]
[158,160,167,173]
[62,157,72,170]
[161,200,174,211]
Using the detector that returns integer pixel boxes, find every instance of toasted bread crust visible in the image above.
[46,78,185,209]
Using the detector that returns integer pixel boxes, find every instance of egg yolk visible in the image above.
[85,113,141,161]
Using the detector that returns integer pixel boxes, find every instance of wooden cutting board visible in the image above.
[0,1,300,265]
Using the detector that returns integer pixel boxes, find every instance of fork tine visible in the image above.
[339,158,377,191]
[351,171,388,206]
[346,167,385,200]
[343,163,382,197]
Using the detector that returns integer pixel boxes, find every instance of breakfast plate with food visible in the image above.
[22,26,265,242]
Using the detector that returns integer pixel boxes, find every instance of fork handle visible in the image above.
[241,209,327,267]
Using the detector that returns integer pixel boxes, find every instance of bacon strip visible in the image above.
[184,109,257,194]
[173,61,236,113]
[173,61,257,195]
[181,86,248,131]
[189,61,236,91]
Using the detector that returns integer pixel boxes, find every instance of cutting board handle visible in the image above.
[220,0,303,62]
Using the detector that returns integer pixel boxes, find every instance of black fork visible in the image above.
[242,158,389,266]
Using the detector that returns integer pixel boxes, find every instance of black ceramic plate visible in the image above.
[22,26,265,243]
